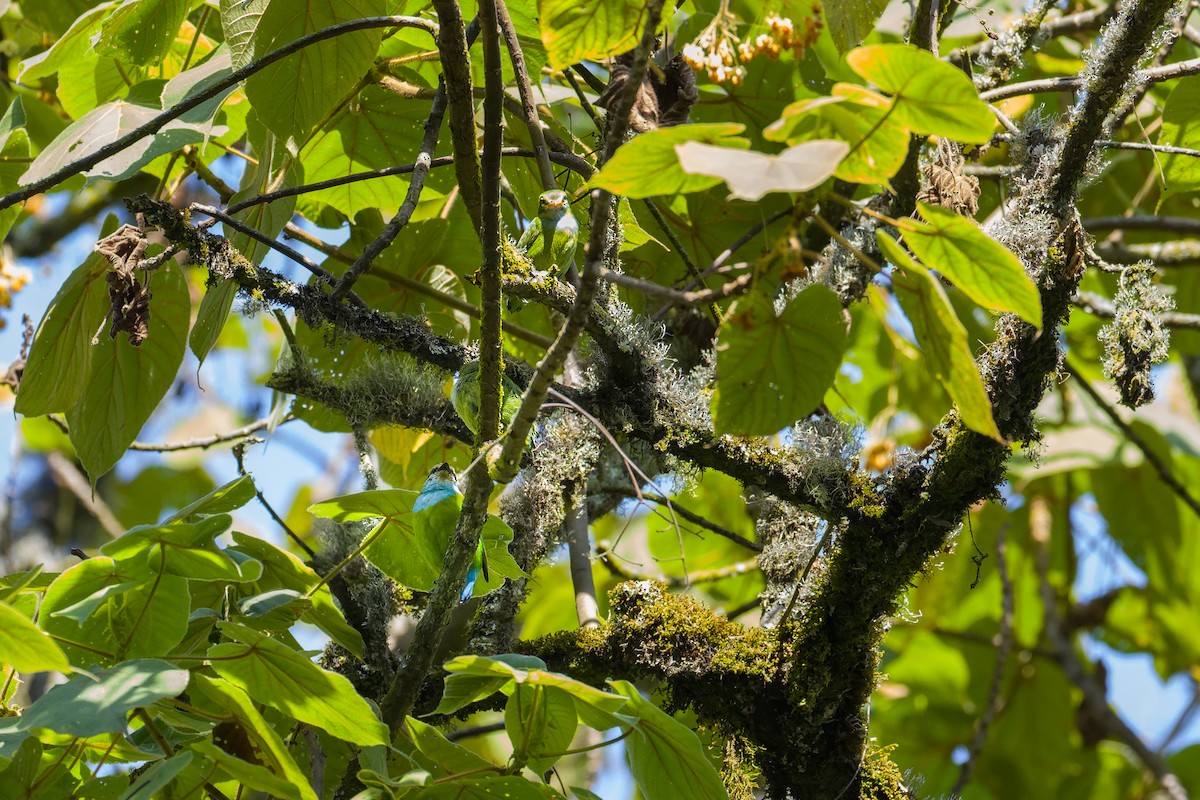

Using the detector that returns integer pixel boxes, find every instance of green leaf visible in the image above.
[0,660,188,738]
[190,674,320,800]
[65,262,190,483]
[403,716,495,775]
[879,233,1002,441]
[1158,77,1200,195]
[189,279,238,368]
[207,622,389,745]
[506,684,578,773]
[674,140,848,201]
[169,475,258,522]
[189,740,308,800]
[13,223,114,417]
[107,575,191,659]
[0,601,70,673]
[440,655,627,723]
[416,777,565,799]
[712,286,848,436]
[538,0,643,70]
[244,0,387,144]
[96,0,189,66]
[235,589,313,631]
[100,516,254,583]
[898,203,1042,327]
[220,0,267,70]
[610,680,729,800]
[590,124,750,198]
[845,44,994,143]
[118,752,195,800]
[765,86,910,184]
[22,90,222,185]
[822,0,890,54]
[229,531,364,657]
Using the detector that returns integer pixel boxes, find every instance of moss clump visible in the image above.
[857,745,913,800]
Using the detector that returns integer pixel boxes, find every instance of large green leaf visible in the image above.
[22,86,223,185]
[0,660,188,738]
[220,0,268,70]
[823,0,890,54]
[898,203,1042,328]
[590,124,750,198]
[538,0,644,70]
[229,531,364,657]
[244,0,386,145]
[845,44,994,143]
[106,575,191,659]
[610,680,729,800]
[207,622,389,746]
[712,286,848,436]
[96,0,189,66]
[0,601,70,673]
[189,741,308,800]
[879,233,1002,441]
[506,684,578,773]
[190,674,320,800]
[169,474,258,522]
[100,516,255,583]
[13,238,112,417]
[64,262,190,483]
[1158,77,1200,195]
[189,279,238,368]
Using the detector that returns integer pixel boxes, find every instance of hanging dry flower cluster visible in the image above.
[681,2,822,85]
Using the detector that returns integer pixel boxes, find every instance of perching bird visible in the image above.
[413,463,488,603]
[517,189,579,279]
[451,359,523,440]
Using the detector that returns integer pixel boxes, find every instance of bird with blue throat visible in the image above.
[509,189,578,311]
[413,463,487,603]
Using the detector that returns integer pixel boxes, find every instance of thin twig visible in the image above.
[599,266,752,308]
[981,55,1200,103]
[602,487,761,552]
[496,0,555,190]
[130,417,280,452]
[329,78,448,302]
[1083,214,1200,234]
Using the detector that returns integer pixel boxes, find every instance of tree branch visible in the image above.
[431,1,484,234]
[495,0,556,190]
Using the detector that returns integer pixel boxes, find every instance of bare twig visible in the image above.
[129,418,280,452]
[496,0,555,190]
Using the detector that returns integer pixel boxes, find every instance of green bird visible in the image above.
[451,359,523,439]
[517,190,579,278]
[413,463,487,603]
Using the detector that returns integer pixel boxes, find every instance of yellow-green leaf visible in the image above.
[0,602,70,673]
[898,202,1042,327]
[846,44,994,143]
[538,0,644,70]
[878,233,1002,441]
